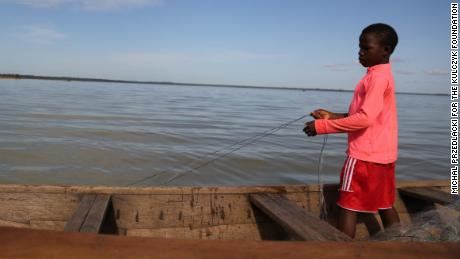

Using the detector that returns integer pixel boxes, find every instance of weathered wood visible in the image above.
[126,222,285,240]
[0,184,314,195]
[0,219,29,228]
[0,179,448,195]
[398,187,459,207]
[0,180,452,241]
[80,195,111,233]
[249,193,351,241]
[30,220,66,231]
[111,192,306,230]
[0,192,78,223]
[64,194,111,233]
[2,227,459,259]
[64,194,96,232]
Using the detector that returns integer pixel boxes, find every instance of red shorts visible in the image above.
[337,156,396,213]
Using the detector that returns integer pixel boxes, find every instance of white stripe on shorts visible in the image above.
[342,157,356,191]
[341,157,352,191]
[345,158,357,191]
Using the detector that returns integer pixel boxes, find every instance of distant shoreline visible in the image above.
[0,73,447,96]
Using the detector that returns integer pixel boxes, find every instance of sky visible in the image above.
[0,0,451,94]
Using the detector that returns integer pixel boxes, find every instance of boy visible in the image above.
[303,23,400,238]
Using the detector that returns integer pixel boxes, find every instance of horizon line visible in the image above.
[0,73,447,96]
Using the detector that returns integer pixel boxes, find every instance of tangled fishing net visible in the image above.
[369,200,460,242]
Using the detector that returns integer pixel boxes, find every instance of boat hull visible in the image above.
[0,180,453,240]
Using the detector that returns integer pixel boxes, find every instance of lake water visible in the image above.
[0,79,449,186]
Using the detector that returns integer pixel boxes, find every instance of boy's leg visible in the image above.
[378,206,400,229]
[338,207,357,238]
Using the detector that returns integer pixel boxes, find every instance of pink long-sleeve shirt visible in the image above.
[315,63,398,164]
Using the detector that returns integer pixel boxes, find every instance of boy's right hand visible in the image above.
[310,109,333,120]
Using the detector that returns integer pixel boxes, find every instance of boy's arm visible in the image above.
[310,109,348,120]
[315,73,388,134]
[328,112,348,119]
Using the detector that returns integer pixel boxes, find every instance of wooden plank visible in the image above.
[0,179,449,195]
[0,180,451,241]
[80,195,111,233]
[249,193,351,241]
[2,227,459,259]
[30,220,66,231]
[0,184,312,195]
[398,187,459,207]
[64,194,96,232]
[0,219,29,228]
[112,192,295,230]
[126,222,285,240]
[0,192,78,223]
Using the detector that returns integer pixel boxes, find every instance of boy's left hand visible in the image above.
[303,121,317,136]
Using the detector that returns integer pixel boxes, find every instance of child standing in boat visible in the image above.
[303,23,400,238]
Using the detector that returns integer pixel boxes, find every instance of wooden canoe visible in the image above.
[0,179,456,241]
[1,226,460,259]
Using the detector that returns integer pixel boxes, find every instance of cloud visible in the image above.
[2,0,67,8]
[81,0,163,11]
[15,25,67,44]
[423,69,449,76]
[0,0,163,10]
[112,51,282,64]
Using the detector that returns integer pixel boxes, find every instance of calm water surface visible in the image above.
[0,79,449,186]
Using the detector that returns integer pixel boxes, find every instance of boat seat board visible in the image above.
[398,187,459,208]
[64,194,111,233]
[248,193,351,241]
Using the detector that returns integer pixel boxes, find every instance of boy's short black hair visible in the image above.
[362,23,398,54]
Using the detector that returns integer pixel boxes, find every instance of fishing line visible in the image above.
[126,112,330,220]
[126,114,309,186]
[317,134,328,219]
[162,114,309,185]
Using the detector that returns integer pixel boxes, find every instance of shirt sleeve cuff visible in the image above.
[315,119,328,135]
